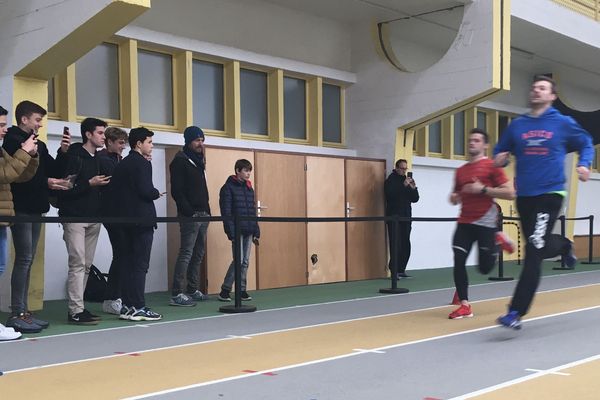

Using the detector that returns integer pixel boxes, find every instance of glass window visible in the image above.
[284,77,306,140]
[240,68,268,135]
[322,83,341,143]
[477,110,487,131]
[76,43,120,120]
[192,60,224,131]
[593,146,598,170]
[48,78,56,114]
[428,120,442,153]
[453,111,465,156]
[138,49,173,126]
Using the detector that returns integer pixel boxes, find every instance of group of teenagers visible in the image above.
[0,100,259,341]
[431,75,592,328]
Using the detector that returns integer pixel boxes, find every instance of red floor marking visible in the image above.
[114,352,140,356]
[129,353,141,356]
[424,397,442,400]
[262,372,277,376]
[114,351,126,354]
[241,370,276,376]
[242,369,257,373]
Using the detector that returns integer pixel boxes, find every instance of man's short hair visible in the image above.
[234,159,253,172]
[470,128,489,143]
[80,117,107,143]
[0,106,7,117]
[128,127,154,148]
[395,159,408,168]
[15,100,46,124]
[104,126,128,143]
[533,75,557,94]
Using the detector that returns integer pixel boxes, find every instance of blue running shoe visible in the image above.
[497,310,522,330]
[564,249,577,270]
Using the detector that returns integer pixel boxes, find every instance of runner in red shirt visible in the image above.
[448,128,516,320]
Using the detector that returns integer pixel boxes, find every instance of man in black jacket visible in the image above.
[58,117,110,325]
[168,126,210,307]
[109,127,162,321]
[384,159,419,278]
[2,101,71,334]
[217,159,260,302]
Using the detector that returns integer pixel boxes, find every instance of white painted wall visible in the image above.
[129,0,353,72]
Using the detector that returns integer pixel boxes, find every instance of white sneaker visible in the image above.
[0,323,22,341]
[102,298,123,315]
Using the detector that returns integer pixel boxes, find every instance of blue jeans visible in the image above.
[222,235,252,292]
[171,212,209,295]
[0,226,7,276]
[10,214,42,315]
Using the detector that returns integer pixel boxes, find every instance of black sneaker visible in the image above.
[24,312,49,329]
[128,307,162,321]
[6,314,43,333]
[82,309,102,321]
[218,289,231,302]
[397,272,412,279]
[68,312,99,325]
[240,291,252,301]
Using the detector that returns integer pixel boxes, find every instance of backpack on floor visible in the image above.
[84,264,108,302]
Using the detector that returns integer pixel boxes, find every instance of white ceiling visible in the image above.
[261,0,470,23]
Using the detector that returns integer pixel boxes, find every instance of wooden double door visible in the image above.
[166,147,387,294]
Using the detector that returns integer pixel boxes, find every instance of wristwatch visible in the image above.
[480,186,488,194]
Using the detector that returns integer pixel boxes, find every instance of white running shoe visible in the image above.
[0,323,22,341]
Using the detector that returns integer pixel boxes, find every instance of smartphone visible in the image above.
[63,126,70,135]
[407,172,413,178]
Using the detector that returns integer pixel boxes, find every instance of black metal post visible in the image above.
[220,215,256,313]
[582,215,600,264]
[380,216,409,294]
[490,213,513,281]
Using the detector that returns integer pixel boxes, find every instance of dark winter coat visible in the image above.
[2,126,63,214]
[219,175,260,240]
[169,150,210,217]
[384,171,419,217]
[97,149,121,217]
[57,143,105,217]
[107,151,160,227]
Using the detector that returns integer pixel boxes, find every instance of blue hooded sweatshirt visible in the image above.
[493,107,594,197]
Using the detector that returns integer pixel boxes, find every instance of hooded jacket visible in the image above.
[219,175,260,240]
[384,171,420,217]
[169,150,210,217]
[494,107,594,197]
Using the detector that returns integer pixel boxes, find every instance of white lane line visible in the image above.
[2,273,598,344]
[120,305,600,400]
[525,368,570,376]
[447,353,600,400]
[353,349,386,354]
[227,335,252,339]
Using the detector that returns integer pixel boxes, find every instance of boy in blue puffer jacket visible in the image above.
[218,159,260,302]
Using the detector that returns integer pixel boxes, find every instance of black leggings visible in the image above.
[452,223,498,301]
[510,193,571,316]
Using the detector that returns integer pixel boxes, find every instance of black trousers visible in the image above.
[386,220,412,274]
[104,224,123,301]
[117,226,154,309]
[452,223,498,302]
[511,193,571,316]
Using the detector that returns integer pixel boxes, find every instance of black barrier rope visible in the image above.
[1,212,595,313]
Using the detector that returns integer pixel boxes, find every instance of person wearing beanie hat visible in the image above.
[168,126,211,306]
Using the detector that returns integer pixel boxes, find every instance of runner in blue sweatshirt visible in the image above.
[493,75,594,330]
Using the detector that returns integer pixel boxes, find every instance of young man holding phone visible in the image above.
[58,117,110,325]
[2,101,71,333]
[384,159,419,278]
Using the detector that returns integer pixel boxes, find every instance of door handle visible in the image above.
[257,200,268,217]
[345,202,355,218]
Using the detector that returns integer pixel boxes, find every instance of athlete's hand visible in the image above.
[494,152,510,168]
[462,177,485,194]
[449,192,461,205]
[576,166,590,182]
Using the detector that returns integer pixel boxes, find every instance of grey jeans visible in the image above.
[10,213,42,315]
[222,234,252,292]
[171,212,209,295]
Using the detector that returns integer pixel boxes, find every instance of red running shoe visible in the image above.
[450,291,460,305]
[495,231,516,254]
[448,304,473,319]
